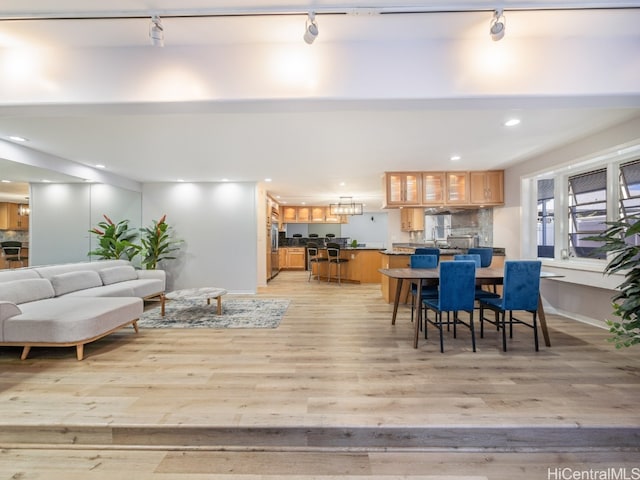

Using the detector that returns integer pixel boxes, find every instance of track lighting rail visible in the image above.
[0,3,638,21]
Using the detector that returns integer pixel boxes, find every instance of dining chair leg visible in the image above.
[469,310,476,352]
[509,311,514,339]
[453,311,458,339]
[533,311,539,351]
[438,311,444,353]
[501,311,508,352]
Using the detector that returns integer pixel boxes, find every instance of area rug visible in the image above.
[138,298,290,329]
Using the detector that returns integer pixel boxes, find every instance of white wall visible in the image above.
[341,212,389,248]
[142,182,258,294]
[30,183,141,266]
[30,183,91,266]
[502,115,640,327]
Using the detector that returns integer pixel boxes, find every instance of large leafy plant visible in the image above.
[139,214,182,270]
[88,215,140,261]
[587,212,640,348]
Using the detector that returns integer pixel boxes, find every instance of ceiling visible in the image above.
[0,1,639,209]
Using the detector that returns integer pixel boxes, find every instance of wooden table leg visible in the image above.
[207,296,223,315]
[391,279,403,325]
[413,281,423,348]
[538,294,551,347]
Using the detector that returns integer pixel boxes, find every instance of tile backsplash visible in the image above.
[0,231,29,245]
[450,208,493,246]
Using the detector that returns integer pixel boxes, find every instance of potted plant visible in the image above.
[587,212,640,348]
[139,214,182,270]
[88,214,140,261]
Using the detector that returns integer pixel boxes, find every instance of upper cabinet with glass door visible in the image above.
[445,172,470,205]
[384,172,422,207]
[422,172,445,206]
[384,170,503,208]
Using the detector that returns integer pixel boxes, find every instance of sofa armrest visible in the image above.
[136,269,166,291]
[0,301,22,322]
[136,269,166,281]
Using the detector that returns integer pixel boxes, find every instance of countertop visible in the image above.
[382,245,505,256]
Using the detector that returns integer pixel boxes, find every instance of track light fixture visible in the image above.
[303,12,318,45]
[149,15,164,47]
[489,9,506,41]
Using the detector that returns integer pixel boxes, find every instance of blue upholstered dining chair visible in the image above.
[468,247,497,294]
[422,260,477,353]
[409,254,439,324]
[414,247,440,264]
[453,254,500,301]
[467,247,493,267]
[478,260,542,352]
[453,254,481,267]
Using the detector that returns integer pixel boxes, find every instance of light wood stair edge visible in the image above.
[1,425,638,451]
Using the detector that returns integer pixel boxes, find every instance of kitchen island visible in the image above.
[310,247,385,284]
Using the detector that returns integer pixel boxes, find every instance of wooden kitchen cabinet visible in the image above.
[0,202,29,230]
[311,207,325,222]
[445,172,470,205]
[282,206,297,223]
[384,172,422,206]
[296,207,311,223]
[422,172,445,205]
[280,247,306,270]
[400,207,425,232]
[281,206,347,224]
[470,170,504,205]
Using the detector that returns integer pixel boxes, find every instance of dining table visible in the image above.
[378,266,561,349]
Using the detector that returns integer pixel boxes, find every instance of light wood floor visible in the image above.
[1,270,639,479]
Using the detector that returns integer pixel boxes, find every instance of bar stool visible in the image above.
[326,242,349,285]
[306,242,327,282]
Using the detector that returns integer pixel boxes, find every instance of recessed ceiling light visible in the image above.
[221,178,229,182]
[504,118,521,127]
[339,182,346,187]
[450,155,461,161]
[1,179,11,183]
[264,178,272,182]
[42,179,51,183]
[9,135,27,142]
[95,164,106,169]
[177,179,184,182]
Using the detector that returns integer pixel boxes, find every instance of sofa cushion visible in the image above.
[50,270,103,297]
[0,278,55,305]
[34,260,131,280]
[99,265,138,285]
[3,296,143,344]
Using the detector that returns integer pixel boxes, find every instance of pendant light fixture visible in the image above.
[329,197,364,215]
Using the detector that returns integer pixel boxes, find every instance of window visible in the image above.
[568,169,607,259]
[619,160,640,248]
[424,214,451,241]
[536,179,554,258]
[620,160,640,218]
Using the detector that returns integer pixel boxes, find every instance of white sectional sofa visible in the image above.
[0,260,165,360]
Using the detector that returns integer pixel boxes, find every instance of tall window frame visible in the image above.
[568,168,607,259]
[525,143,640,266]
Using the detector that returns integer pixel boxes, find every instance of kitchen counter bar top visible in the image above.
[384,244,505,256]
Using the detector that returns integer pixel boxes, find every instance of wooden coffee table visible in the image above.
[162,287,227,316]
